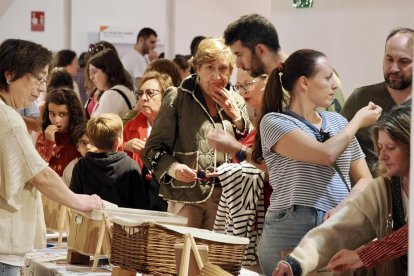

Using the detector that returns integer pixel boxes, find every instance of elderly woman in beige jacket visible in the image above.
[143,38,251,230]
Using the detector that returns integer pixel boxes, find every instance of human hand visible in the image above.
[44,124,58,142]
[76,194,103,212]
[353,101,382,128]
[273,261,293,276]
[207,128,241,154]
[174,163,197,183]
[323,204,344,221]
[124,138,146,153]
[211,88,241,122]
[327,249,363,273]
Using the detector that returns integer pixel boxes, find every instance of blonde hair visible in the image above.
[87,113,123,150]
[190,37,235,71]
[139,71,174,95]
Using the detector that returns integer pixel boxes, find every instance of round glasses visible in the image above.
[233,80,257,94]
[233,74,268,94]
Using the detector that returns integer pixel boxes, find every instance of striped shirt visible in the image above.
[214,162,265,266]
[357,224,408,269]
[260,111,365,212]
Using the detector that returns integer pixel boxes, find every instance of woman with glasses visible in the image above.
[142,38,251,230]
[0,39,102,276]
[251,49,382,275]
[35,87,86,177]
[122,71,173,211]
[88,48,135,118]
[208,69,268,172]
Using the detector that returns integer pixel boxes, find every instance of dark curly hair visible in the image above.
[88,48,133,90]
[47,67,74,91]
[42,87,86,143]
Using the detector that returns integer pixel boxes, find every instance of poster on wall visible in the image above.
[31,11,45,32]
[99,26,164,58]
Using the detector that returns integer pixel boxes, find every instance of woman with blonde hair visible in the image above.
[143,38,251,229]
[122,71,173,210]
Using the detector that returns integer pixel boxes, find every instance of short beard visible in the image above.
[384,72,412,90]
[249,54,266,78]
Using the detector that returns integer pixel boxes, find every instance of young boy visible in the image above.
[70,113,148,209]
[62,123,96,186]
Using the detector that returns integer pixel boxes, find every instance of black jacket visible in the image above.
[70,151,148,209]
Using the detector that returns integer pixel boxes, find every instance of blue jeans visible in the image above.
[258,205,325,276]
[0,263,20,276]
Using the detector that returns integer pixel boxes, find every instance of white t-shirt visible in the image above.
[91,84,135,118]
[121,50,148,79]
[0,100,47,262]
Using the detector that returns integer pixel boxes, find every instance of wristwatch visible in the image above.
[235,145,248,162]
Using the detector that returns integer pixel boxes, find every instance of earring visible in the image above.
[6,79,11,84]
[197,75,200,83]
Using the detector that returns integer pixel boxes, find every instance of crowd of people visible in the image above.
[0,13,412,276]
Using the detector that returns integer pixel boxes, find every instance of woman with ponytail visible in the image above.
[253,49,382,275]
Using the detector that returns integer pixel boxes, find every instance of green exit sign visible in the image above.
[293,0,313,8]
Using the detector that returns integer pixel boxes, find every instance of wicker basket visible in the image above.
[110,218,249,275]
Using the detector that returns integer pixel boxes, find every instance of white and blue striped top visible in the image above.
[260,111,365,212]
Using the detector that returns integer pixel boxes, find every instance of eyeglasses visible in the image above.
[32,73,47,86]
[135,89,162,99]
[233,79,258,94]
[77,140,91,148]
[233,74,268,94]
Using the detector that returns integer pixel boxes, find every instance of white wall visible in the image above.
[0,0,68,51]
[0,0,412,93]
[71,0,166,57]
[271,0,414,96]
[172,0,271,56]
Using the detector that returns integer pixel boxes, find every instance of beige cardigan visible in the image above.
[289,176,405,276]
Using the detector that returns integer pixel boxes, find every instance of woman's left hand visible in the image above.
[211,88,241,122]
[323,205,343,221]
[273,262,293,276]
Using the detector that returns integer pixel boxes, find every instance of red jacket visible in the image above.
[35,131,81,176]
[122,112,149,170]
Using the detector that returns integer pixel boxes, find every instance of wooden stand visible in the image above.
[42,196,70,248]
[111,267,136,276]
[178,233,232,276]
[67,210,112,272]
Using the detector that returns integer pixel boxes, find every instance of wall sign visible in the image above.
[31,11,45,32]
[293,0,313,8]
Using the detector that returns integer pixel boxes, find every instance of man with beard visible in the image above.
[223,14,345,112]
[341,28,413,175]
[121,27,158,88]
